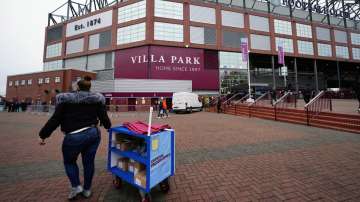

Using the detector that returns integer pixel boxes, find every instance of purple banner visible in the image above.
[241,42,248,62]
[278,46,285,65]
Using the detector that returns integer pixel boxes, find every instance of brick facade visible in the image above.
[5,69,96,104]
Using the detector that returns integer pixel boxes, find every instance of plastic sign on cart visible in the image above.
[149,131,172,188]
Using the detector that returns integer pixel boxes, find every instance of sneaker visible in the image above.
[68,185,83,200]
[82,190,92,198]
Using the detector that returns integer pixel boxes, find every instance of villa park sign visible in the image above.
[281,0,355,20]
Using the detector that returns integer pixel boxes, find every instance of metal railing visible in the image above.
[273,92,298,120]
[304,91,332,125]
[249,92,271,107]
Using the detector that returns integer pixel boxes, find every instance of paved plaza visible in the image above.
[0,111,360,202]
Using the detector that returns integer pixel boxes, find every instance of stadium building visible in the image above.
[37,0,360,104]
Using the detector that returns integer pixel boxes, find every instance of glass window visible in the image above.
[221,10,244,28]
[89,31,111,50]
[21,80,26,85]
[316,27,331,41]
[249,15,269,32]
[38,78,43,84]
[219,51,247,69]
[190,26,204,44]
[47,25,63,43]
[9,81,12,87]
[43,60,63,71]
[154,22,183,42]
[117,23,146,45]
[222,31,247,48]
[351,33,360,45]
[15,81,19,86]
[155,0,183,20]
[317,43,332,57]
[45,77,50,84]
[334,30,347,43]
[275,37,294,53]
[118,0,146,23]
[190,5,215,24]
[27,79,32,85]
[335,46,349,59]
[55,77,61,83]
[274,19,292,35]
[66,38,84,55]
[353,48,360,60]
[250,34,271,51]
[46,43,62,58]
[297,40,314,55]
[296,23,312,38]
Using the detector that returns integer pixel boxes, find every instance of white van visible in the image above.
[172,92,202,113]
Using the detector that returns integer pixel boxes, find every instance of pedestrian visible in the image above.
[38,76,111,200]
[270,90,276,105]
[217,97,221,113]
[157,99,163,118]
[162,98,168,118]
[354,83,360,113]
[303,88,311,104]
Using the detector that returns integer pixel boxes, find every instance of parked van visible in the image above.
[172,92,202,113]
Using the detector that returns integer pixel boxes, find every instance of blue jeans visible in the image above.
[62,127,101,190]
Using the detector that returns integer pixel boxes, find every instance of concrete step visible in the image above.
[310,118,360,130]
[310,122,360,134]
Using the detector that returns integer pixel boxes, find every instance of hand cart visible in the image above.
[108,126,175,202]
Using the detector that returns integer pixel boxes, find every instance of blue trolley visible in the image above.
[108,126,175,201]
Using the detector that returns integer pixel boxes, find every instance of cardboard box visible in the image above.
[134,162,145,175]
[117,158,129,171]
[134,171,146,188]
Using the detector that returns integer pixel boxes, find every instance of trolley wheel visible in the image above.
[113,176,122,189]
[140,194,151,202]
[159,178,170,193]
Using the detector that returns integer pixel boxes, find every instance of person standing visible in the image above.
[157,99,163,118]
[39,76,111,200]
[162,98,168,118]
[303,88,311,104]
[354,83,360,113]
[217,97,221,113]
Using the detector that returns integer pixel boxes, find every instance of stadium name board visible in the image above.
[282,0,353,19]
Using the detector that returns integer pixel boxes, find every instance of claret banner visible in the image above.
[115,46,219,90]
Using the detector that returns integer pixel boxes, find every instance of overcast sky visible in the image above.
[0,0,67,96]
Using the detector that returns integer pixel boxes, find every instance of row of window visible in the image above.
[8,77,61,87]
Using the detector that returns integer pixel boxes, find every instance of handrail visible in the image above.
[304,91,324,108]
[249,92,269,106]
[222,92,243,105]
[273,92,291,106]
[233,93,250,104]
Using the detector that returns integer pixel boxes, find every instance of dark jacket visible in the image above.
[39,91,111,139]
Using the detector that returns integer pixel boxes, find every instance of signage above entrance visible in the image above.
[66,10,112,37]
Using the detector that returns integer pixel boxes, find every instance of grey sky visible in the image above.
[0,0,64,96]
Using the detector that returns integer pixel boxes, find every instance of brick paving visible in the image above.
[0,112,360,201]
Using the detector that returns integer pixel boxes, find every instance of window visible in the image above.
[190,26,216,45]
[275,37,294,53]
[45,77,50,84]
[316,27,331,41]
[351,33,360,45]
[297,40,314,55]
[334,30,347,43]
[46,43,62,58]
[250,34,271,51]
[27,79,32,85]
[66,38,84,55]
[154,22,183,42]
[38,78,43,84]
[335,46,349,59]
[296,24,312,38]
[249,15,269,32]
[55,77,61,83]
[21,80,26,85]
[47,25,63,43]
[15,80,19,86]
[155,0,183,20]
[221,11,244,28]
[89,31,111,50]
[9,81,12,87]
[317,43,332,57]
[274,20,292,35]
[219,51,247,69]
[353,48,360,60]
[43,60,63,71]
[222,31,247,48]
[117,23,146,45]
[118,0,146,23]
[190,5,215,24]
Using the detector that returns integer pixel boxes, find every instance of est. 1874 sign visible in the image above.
[66,10,112,37]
